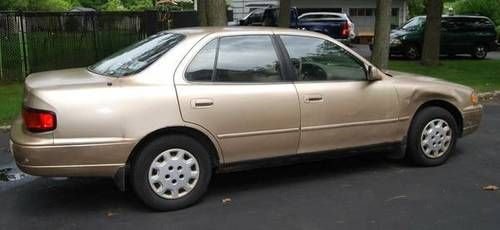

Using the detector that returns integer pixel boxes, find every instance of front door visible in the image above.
[278,35,400,154]
[175,34,300,163]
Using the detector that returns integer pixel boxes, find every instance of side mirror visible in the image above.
[367,66,383,81]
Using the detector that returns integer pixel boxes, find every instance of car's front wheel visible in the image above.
[406,107,458,166]
[471,45,487,59]
[404,44,420,60]
[130,135,212,211]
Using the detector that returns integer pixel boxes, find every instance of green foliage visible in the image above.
[454,0,500,23]
[0,0,76,11]
[0,83,23,126]
[101,0,127,11]
[0,0,194,11]
[0,0,28,10]
[408,0,426,18]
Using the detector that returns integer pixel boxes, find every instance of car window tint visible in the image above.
[186,39,217,81]
[215,35,282,82]
[280,35,365,81]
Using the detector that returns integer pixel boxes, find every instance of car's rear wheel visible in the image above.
[404,44,420,60]
[406,107,458,166]
[130,135,212,211]
[471,45,487,59]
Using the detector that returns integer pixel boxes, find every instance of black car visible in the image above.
[387,15,497,59]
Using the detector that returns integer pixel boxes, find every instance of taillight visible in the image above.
[22,107,57,132]
[341,22,350,38]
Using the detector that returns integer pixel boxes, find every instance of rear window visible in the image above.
[300,14,343,21]
[89,32,185,77]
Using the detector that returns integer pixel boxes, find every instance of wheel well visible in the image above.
[415,100,463,136]
[127,127,221,169]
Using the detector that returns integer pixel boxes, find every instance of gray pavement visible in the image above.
[351,44,500,60]
[0,98,499,229]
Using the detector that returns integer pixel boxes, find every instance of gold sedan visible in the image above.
[10,27,482,211]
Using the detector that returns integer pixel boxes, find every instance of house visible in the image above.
[230,0,409,38]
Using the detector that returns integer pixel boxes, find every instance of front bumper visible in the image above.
[461,105,482,136]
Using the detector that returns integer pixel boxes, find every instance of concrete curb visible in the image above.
[0,125,11,133]
[0,125,10,133]
[478,91,500,102]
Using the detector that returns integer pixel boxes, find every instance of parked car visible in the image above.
[386,15,497,59]
[298,12,356,44]
[239,7,354,44]
[11,27,482,211]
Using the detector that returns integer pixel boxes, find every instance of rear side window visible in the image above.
[215,35,282,82]
[185,39,217,81]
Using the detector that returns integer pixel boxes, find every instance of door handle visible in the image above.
[304,94,323,103]
[191,98,214,108]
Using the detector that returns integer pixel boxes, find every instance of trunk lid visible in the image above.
[25,68,112,90]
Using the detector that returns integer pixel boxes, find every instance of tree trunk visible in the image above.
[197,0,208,26]
[278,0,291,27]
[371,0,392,69]
[206,0,227,26]
[420,0,443,66]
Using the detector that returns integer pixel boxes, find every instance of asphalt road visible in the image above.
[1,98,499,230]
[351,44,500,60]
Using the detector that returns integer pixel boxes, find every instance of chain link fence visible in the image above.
[0,10,219,82]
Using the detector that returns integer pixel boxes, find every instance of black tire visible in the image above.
[471,44,487,59]
[404,44,420,60]
[130,135,212,211]
[406,107,458,166]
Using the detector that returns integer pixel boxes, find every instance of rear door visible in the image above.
[175,33,300,163]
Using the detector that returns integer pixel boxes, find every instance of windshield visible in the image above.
[89,32,185,77]
[401,17,425,30]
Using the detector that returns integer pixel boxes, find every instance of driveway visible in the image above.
[351,44,500,60]
[1,98,500,230]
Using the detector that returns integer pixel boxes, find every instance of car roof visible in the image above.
[413,15,492,20]
[168,26,315,37]
[299,12,347,17]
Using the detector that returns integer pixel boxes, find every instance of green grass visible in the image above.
[388,60,500,92]
[0,83,23,126]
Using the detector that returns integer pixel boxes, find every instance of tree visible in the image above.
[197,0,208,26]
[278,0,291,27]
[196,0,226,26]
[420,0,443,67]
[371,0,392,69]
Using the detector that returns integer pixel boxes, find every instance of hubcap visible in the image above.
[148,148,200,199]
[420,119,452,159]
[407,47,417,59]
[475,46,486,58]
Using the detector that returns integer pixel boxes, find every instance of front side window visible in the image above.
[215,35,282,82]
[89,32,185,77]
[280,35,366,81]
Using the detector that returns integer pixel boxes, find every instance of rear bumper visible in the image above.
[10,118,132,177]
[461,105,482,137]
[11,141,127,177]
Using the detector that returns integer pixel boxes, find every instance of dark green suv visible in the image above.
[389,15,497,59]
